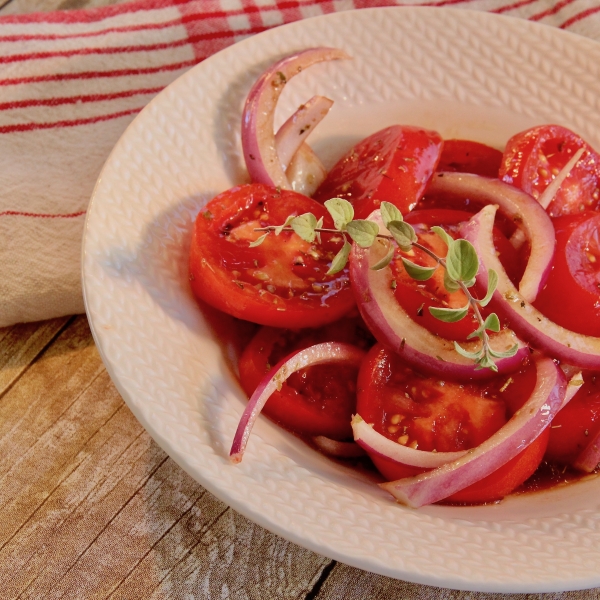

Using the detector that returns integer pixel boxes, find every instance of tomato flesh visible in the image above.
[189,183,355,328]
[545,373,600,465]
[437,139,503,178]
[313,125,443,218]
[356,345,546,503]
[499,124,600,217]
[533,212,600,336]
[238,321,371,440]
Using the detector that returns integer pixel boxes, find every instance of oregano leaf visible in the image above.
[346,219,379,247]
[483,312,501,333]
[445,239,479,282]
[274,214,295,236]
[380,202,403,227]
[324,198,354,230]
[431,225,454,250]
[476,353,499,372]
[401,257,436,281]
[388,220,416,251]
[479,269,498,307]
[327,240,352,275]
[291,213,317,242]
[429,303,470,323]
[249,233,268,248]
[371,241,395,271]
[443,270,460,293]
[453,341,481,360]
[488,343,519,359]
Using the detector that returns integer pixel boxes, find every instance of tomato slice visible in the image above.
[499,124,600,217]
[533,212,600,336]
[238,321,371,439]
[313,125,443,218]
[437,139,503,178]
[189,183,355,328]
[356,345,546,504]
[545,372,600,465]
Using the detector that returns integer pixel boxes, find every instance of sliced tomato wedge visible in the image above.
[313,125,443,218]
[533,212,600,337]
[545,372,600,466]
[189,183,355,328]
[437,139,502,178]
[238,321,371,439]
[356,345,547,503]
[499,124,600,217]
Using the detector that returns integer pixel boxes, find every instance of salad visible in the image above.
[188,48,600,508]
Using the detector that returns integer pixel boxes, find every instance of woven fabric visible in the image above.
[1,0,599,326]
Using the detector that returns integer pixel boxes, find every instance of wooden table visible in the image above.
[2,1,600,598]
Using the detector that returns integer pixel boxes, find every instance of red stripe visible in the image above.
[561,5,600,27]
[0,210,86,219]
[492,0,538,14]
[0,87,163,111]
[0,59,197,87]
[529,0,577,21]
[0,107,141,135]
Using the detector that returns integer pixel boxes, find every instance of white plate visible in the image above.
[83,7,600,593]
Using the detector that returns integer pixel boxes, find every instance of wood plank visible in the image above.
[0,317,331,599]
[0,318,70,394]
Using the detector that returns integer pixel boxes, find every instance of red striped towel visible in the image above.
[1,0,599,327]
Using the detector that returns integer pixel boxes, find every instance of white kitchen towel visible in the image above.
[1,0,599,327]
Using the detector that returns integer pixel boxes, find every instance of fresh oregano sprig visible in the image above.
[252,198,517,371]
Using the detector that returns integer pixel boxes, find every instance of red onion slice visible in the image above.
[573,429,600,473]
[462,205,600,369]
[230,342,365,463]
[313,435,366,458]
[274,95,333,168]
[285,143,328,196]
[352,414,465,468]
[427,172,555,303]
[349,212,528,380]
[379,356,566,507]
[242,47,349,189]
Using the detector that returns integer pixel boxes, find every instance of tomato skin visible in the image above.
[189,183,355,328]
[313,125,443,218]
[533,212,600,337]
[356,345,546,504]
[545,373,600,465]
[437,139,503,178]
[238,322,369,440]
[499,124,600,217]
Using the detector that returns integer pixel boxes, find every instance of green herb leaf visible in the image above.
[443,270,460,293]
[431,225,454,249]
[488,343,519,359]
[248,233,268,248]
[453,341,481,360]
[429,302,470,323]
[402,257,436,281]
[479,269,498,307]
[467,312,500,339]
[327,240,352,275]
[371,241,395,271]
[324,198,354,230]
[380,202,403,227]
[476,354,499,372]
[388,220,417,252]
[346,219,379,247]
[445,239,479,282]
[291,213,318,242]
[274,214,295,236]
